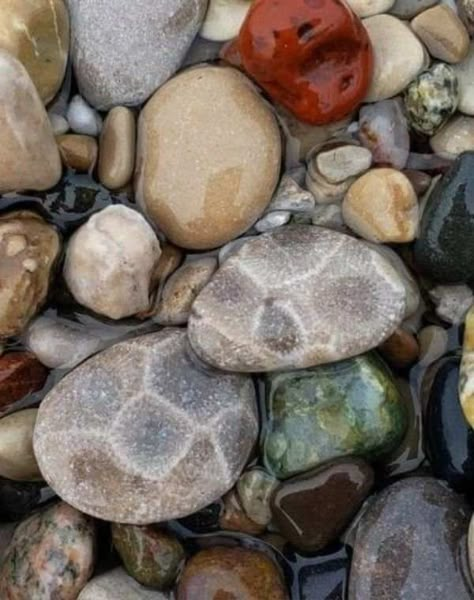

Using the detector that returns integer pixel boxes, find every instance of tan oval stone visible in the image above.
[135,66,281,250]
[57,134,98,172]
[98,107,136,190]
[343,169,419,243]
[0,0,69,104]
[0,409,41,481]
[430,115,474,159]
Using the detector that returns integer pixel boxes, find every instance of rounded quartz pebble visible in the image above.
[78,568,174,599]
[188,225,407,372]
[33,329,258,523]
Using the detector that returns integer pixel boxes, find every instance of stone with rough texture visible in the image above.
[200,0,252,41]
[98,107,136,190]
[454,44,474,116]
[188,225,407,372]
[0,211,61,339]
[0,352,48,413]
[34,329,258,523]
[57,134,98,172]
[429,284,473,324]
[349,477,472,600]
[430,115,474,159]
[0,409,41,481]
[0,0,69,103]
[0,51,62,193]
[64,206,161,320]
[68,0,208,110]
[136,66,281,250]
[78,568,171,599]
[0,502,95,600]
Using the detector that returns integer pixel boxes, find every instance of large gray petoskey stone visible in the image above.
[188,225,407,372]
[33,329,258,523]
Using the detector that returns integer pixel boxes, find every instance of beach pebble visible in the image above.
[237,468,278,526]
[0,352,48,414]
[418,325,449,366]
[67,95,102,136]
[255,211,291,233]
[430,115,474,158]
[266,176,315,213]
[0,409,41,481]
[49,113,69,136]
[315,145,372,184]
[79,568,171,600]
[458,0,474,35]
[219,490,265,535]
[98,107,136,190]
[429,284,473,324]
[390,0,438,18]
[200,0,252,41]
[306,158,354,204]
[454,44,474,116]
[57,134,98,172]
[310,203,346,231]
[378,327,420,367]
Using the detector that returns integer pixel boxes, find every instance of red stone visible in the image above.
[221,0,373,125]
[0,352,48,412]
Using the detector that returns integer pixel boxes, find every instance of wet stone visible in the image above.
[237,467,278,526]
[295,544,351,600]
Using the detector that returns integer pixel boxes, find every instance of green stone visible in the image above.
[112,524,185,590]
[262,353,407,478]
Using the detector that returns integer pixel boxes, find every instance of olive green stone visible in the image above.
[112,524,185,590]
[262,353,407,478]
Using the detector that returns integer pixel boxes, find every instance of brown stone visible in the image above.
[98,107,136,190]
[0,352,48,413]
[176,547,288,600]
[219,490,265,535]
[57,134,98,172]
[0,409,42,481]
[379,328,420,368]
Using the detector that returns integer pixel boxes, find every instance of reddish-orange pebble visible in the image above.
[221,0,374,125]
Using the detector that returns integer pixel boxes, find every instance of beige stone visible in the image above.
[0,409,41,481]
[454,43,474,116]
[343,169,419,243]
[0,0,69,104]
[430,115,474,159]
[135,66,281,250]
[0,211,61,339]
[57,134,98,172]
[98,107,136,190]
[364,15,427,102]
[0,50,62,193]
[315,145,373,184]
[200,0,252,41]
[346,0,395,17]
[411,6,470,63]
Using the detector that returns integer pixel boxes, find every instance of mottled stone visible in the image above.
[0,211,61,339]
[219,490,265,535]
[0,51,62,193]
[98,107,136,190]
[112,524,184,589]
[346,0,395,16]
[66,96,102,137]
[265,176,315,214]
[0,502,95,599]
[200,0,252,41]
[136,66,281,250]
[64,206,161,319]
[57,135,98,172]
[68,0,208,110]
[0,352,48,413]
[349,477,472,600]
[430,115,474,158]
[404,63,458,135]
[34,329,258,523]
[236,468,278,526]
[263,353,407,478]
[0,0,69,103]
[390,0,438,18]
[454,44,474,116]
[378,328,419,368]
[188,226,407,372]
[272,458,374,552]
[78,568,171,599]
[315,145,372,184]
[310,203,346,231]
[176,547,288,600]
[0,409,41,481]
[429,284,473,324]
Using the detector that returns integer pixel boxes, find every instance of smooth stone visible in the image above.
[430,115,474,158]
[155,258,217,325]
[364,15,427,102]
[348,477,472,600]
[57,134,98,172]
[254,211,291,233]
[378,327,420,368]
[390,0,438,18]
[315,145,372,184]
[418,325,449,366]
[78,568,171,600]
[263,353,407,478]
[188,225,407,372]
[176,547,288,600]
[266,175,315,214]
[136,66,281,250]
[219,489,265,535]
[404,63,459,136]
[346,0,395,16]
[0,352,48,414]
[0,502,95,599]
[236,468,278,526]
[429,284,473,324]
[0,479,55,522]
[68,0,207,110]
[98,107,136,190]
[0,0,69,103]
[112,524,184,589]
[66,95,102,137]
[454,44,474,116]
[411,6,469,64]
[271,458,374,552]
[343,168,419,243]
[64,205,161,320]
[0,211,61,339]
[0,409,41,481]
[49,113,69,136]
[458,0,474,34]
[200,0,252,41]
[0,51,62,193]
[414,152,474,282]
[24,317,103,370]
[358,98,410,169]
[305,159,354,204]
[34,329,258,523]
[460,306,474,427]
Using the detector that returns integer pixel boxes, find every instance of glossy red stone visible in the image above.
[221,0,373,125]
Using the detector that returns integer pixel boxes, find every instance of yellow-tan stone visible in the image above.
[98,107,136,190]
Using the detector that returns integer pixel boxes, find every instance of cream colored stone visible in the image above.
[418,325,448,367]
[0,0,69,103]
[343,169,419,243]
[430,115,474,159]
[135,66,281,250]
[346,0,395,17]
[364,15,427,102]
[200,0,252,41]
[0,51,62,193]
[99,107,136,190]
[411,6,470,63]
[453,44,474,116]
[316,145,373,184]
[0,409,41,481]
[57,134,98,172]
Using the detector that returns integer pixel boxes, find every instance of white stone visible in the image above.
[346,0,395,17]
[66,95,102,136]
[430,115,474,158]
[200,0,252,41]
[254,211,291,233]
[78,568,171,599]
[316,145,373,184]
[429,284,474,324]
[454,44,474,115]
[64,205,161,320]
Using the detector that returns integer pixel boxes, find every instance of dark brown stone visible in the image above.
[378,327,420,368]
[0,352,48,412]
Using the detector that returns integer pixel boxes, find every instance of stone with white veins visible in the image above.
[34,328,258,523]
[188,225,407,372]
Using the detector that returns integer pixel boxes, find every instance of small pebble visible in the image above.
[57,134,98,172]
[254,211,291,233]
[266,175,315,213]
[0,409,42,481]
[219,490,265,535]
[67,95,103,136]
[236,468,278,526]
[453,43,474,116]
[379,327,420,368]
[78,568,171,599]
[418,325,449,366]
[430,115,474,158]
[200,0,252,41]
[429,284,474,324]
[306,157,354,204]
[0,352,48,414]
[48,112,69,136]
[98,106,136,190]
[315,145,372,184]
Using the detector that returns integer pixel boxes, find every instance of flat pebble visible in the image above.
[98,107,136,190]
[66,95,102,137]
[454,43,474,115]
[430,115,474,158]
[200,0,252,41]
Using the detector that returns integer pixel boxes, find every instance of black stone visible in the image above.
[0,479,55,521]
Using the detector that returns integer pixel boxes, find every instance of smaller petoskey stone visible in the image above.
[33,329,258,524]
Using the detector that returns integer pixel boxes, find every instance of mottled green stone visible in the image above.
[262,353,407,478]
[112,524,185,590]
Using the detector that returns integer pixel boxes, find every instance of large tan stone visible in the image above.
[0,0,69,104]
[135,66,282,250]
[0,50,62,193]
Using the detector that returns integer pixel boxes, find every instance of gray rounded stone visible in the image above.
[34,329,258,523]
[188,225,407,372]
